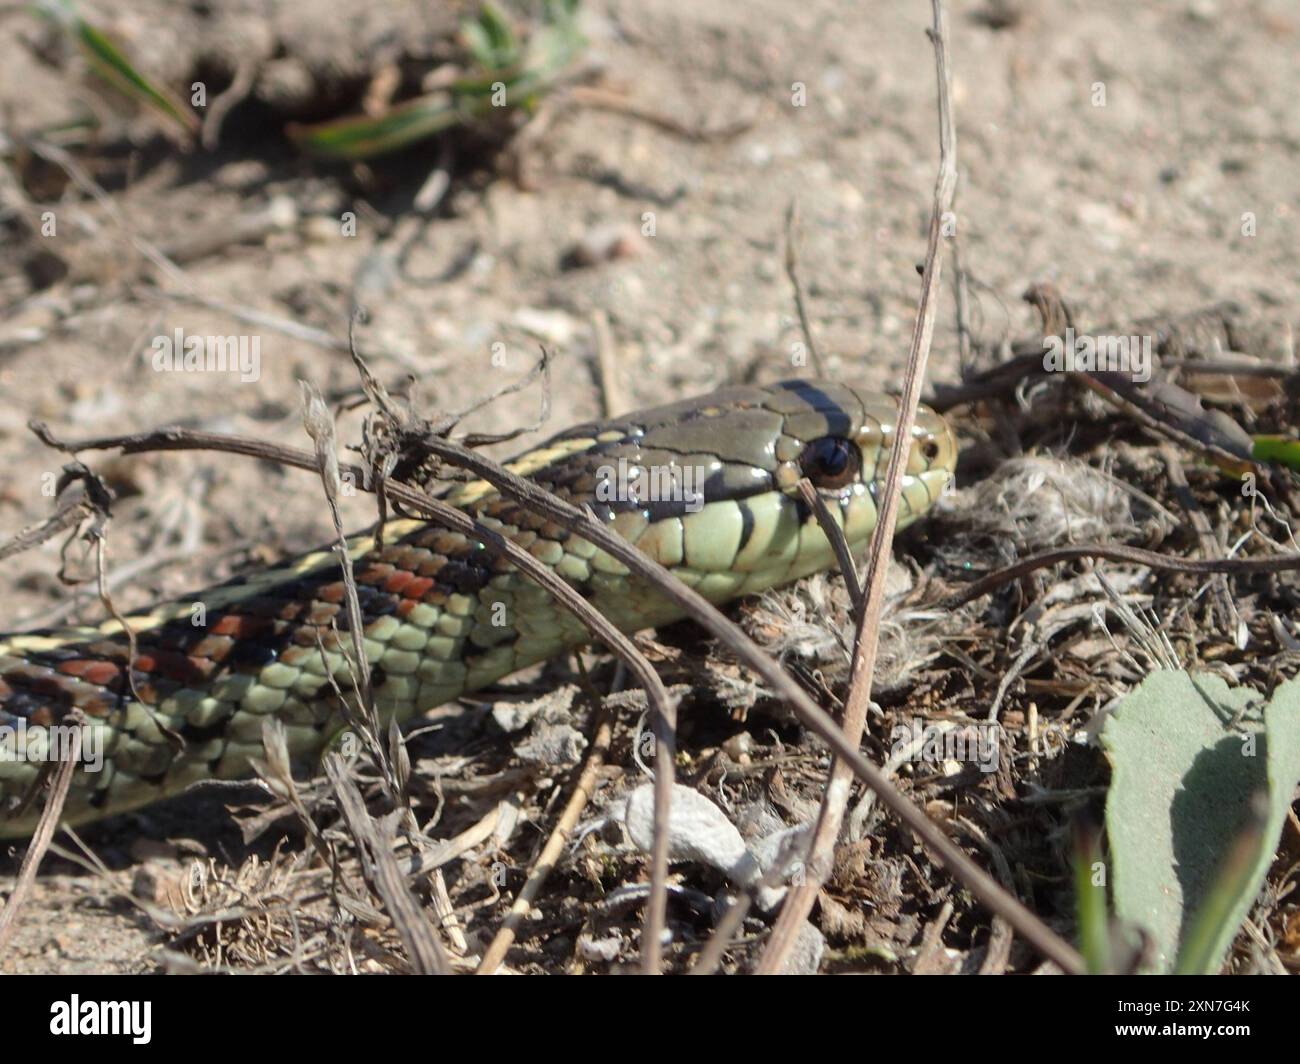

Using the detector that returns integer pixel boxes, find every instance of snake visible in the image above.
[0,379,956,838]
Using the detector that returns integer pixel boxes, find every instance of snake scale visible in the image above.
[0,380,956,837]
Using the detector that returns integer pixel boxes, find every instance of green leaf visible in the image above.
[1102,670,1300,972]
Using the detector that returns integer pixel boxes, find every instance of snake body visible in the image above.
[0,380,955,837]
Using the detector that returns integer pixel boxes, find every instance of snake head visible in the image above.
[536,378,957,602]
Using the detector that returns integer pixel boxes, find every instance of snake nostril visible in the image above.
[921,440,940,461]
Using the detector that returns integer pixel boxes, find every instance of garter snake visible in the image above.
[0,379,956,837]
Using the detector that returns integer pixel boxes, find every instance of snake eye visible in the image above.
[799,436,861,490]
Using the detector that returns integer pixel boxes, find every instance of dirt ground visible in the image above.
[1,0,1298,973]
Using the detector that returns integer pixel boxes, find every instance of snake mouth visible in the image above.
[871,410,957,533]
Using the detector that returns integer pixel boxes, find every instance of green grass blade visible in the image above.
[1252,434,1300,471]
[1073,818,1112,975]
[38,0,199,138]
[288,96,468,160]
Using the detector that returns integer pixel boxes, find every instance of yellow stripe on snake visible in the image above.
[0,380,956,837]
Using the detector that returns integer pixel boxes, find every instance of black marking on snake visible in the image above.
[179,718,231,744]
[358,583,402,613]
[641,498,683,522]
[228,637,279,667]
[441,558,493,596]
[334,585,400,627]
[467,627,520,652]
[736,500,756,554]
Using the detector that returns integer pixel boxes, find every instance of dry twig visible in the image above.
[757,0,974,975]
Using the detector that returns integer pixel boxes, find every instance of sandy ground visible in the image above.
[1,0,1297,972]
